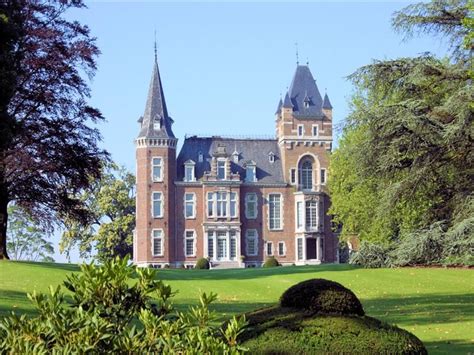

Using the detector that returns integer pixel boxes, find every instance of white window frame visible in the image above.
[297,124,304,137]
[297,237,304,261]
[290,168,296,185]
[268,193,283,230]
[151,156,163,182]
[184,163,196,182]
[312,124,319,137]
[305,200,318,230]
[151,191,164,218]
[230,192,238,218]
[184,230,196,257]
[278,241,286,256]
[320,168,327,185]
[245,229,258,256]
[296,201,304,230]
[245,193,258,219]
[151,229,164,257]
[232,153,239,164]
[217,159,227,180]
[245,164,257,182]
[207,192,216,217]
[266,241,273,256]
[184,193,196,219]
[268,153,275,163]
[216,191,228,217]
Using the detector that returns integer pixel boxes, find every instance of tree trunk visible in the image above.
[0,187,9,260]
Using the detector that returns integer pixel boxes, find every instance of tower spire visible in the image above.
[154,30,158,63]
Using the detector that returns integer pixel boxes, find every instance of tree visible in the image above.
[329,0,473,247]
[6,205,54,262]
[0,1,108,259]
[60,163,135,261]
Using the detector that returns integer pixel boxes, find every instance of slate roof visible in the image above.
[137,56,175,139]
[323,93,333,109]
[177,137,285,184]
[285,65,324,118]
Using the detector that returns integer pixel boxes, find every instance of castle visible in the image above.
[134,52,338,268]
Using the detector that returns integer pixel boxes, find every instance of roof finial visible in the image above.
[295,42,299,65]
[306,57,309,66]
[154,30,157,63]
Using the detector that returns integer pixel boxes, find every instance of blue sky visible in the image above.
[55,1,449,263]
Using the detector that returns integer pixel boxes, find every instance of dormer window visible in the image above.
[198,151,203,163]
[232,152,239,164]
[268,152,275,163]
[184,160,195,182]
[153,118,161,131]
[217,159,226,180]
[245,161,257,182]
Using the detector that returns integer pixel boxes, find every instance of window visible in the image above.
[268,194,282,230]
[152,157,163,182]
[296,201,303,229]
[245,193,257,219]
[305,200,318,229]
[207,232,214,258]
[297,125,304,137]
[207,192,215,217]
[290,168,296,184]
[246,229,258,256]
[320,169,326,185]
[198,151,203,163]
[232,152,239,164]
[217,231,227,259]
[268,153,275,163]
[278,242,285,256]
[230,231,237,260]
[266,241,273,256]
[152,192,163,218]
[217,192,227,217]
[297,238,304,260]
[217,159,226,180]
[184,162,195,182]
[230,192,237,217]
[184,230,195,257]
[246,164,256,182]
[208,191,237,218]
[300,160,313,190]
[184,193,195,219]
[152,229,163,256]
[312,125,318,137]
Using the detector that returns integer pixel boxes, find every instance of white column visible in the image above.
[204,230,208,258]
[213,234,217,261]
[237,231,242,265]
[316,236,321,261]
[302,237,307,262]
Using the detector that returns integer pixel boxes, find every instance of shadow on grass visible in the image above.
[155,264,358,281]
[6,260,80,272]
[424,339,474,354]
[0,289,36,318]
[362,293,474,326]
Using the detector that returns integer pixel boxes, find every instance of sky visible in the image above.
[53,0,449,263]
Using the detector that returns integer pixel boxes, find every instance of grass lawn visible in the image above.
[0,261,473,354]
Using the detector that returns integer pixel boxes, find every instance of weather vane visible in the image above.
[295,42,299,65]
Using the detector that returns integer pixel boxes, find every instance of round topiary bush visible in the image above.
[263,256,279,268]
[280,278,364,316]
[195,257,210,269]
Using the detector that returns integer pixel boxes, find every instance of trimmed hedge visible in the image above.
[280,278,364,316]
[240,307,427,354]
[195,258,210,269]
[263,256,279,268]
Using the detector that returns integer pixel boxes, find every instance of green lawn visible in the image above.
[0,261,473,354]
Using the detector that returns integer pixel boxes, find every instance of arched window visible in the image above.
[300,160,313,190]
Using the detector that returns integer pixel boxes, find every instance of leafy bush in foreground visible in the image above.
[280,279,364,316]
[195,257,210,269]
[0,257,247,353]
[263,256,279,268]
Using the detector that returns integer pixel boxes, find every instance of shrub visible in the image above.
[263,256,279,268]
[280,278,364,316]
[0,257,247,353]
[349,241,391,268]
[240,306,427,354]
[195,257,210,269]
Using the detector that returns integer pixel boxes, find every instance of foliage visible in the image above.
[329,0,473,265]
[195,257,210,269]
[6,205,54,262]
[280,278,364,316]
[349,241,392,268]
[60,163,135,261]
[0,0,108,259]
[240,307,427,354]
[263,256,279,268]
[0,257,247,353]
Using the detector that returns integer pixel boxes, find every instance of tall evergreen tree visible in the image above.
[0,1,107,259]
